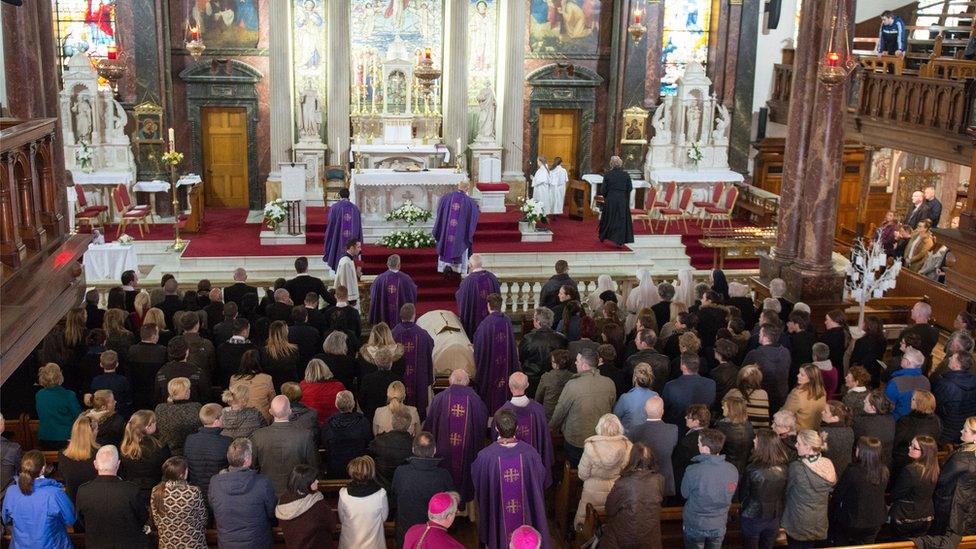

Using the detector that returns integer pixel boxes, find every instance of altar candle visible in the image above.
[456,138,462,153]
[168,127,175,149]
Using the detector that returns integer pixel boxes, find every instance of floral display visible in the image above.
[687,141,704,167]
[263,198,290,230]
[519,197,548,224]
[380,229,435,248]
[76,142,93,173]
[385,200,433,226]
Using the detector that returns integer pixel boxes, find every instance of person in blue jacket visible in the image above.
[877,10,908,56]
[1,450,75,549]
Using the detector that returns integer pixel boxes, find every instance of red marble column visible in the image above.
[722,2,743,106]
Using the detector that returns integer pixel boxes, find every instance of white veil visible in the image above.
[675,267,695,307]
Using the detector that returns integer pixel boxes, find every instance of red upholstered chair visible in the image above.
[117,184,150,216]
[703,186,739,229]
[692,182,724,218]
[654,181,676,209]
[629,186,657,230]
[655,186,693,233]
[74,185,107,232]
[112,185,150,237]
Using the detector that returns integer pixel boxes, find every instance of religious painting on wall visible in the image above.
[870,148,894,189]
[468,0,498,105]
[52,0,118,67]
[293,0,327,132]
[660,0,712,95]
[528,0,601,56]
[185,0,260,49]
[620,105,648,145]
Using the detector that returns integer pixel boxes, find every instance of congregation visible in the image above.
[1,259,975,549]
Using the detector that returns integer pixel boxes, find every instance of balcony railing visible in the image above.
[851,70,972,134]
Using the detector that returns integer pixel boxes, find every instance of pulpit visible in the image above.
[260,163,308,245]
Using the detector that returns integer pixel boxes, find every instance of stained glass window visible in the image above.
[660,0,712,96]
[52,0,118,69]
[467,0,498,105]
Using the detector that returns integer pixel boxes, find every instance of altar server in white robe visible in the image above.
[549,157,568,216]
[531,156,554,215]
[333,238,362,310]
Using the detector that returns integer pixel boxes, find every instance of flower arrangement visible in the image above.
[519,198,547,224]
[263,198,290,230]
[76,143,94,173]
[845,229,902,326]
[385,200,432,226]
[380,229,435,248]
[687,142,704,167]
[161,151,184,166]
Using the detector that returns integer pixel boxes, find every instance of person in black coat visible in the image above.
[831,436,889,545]
[820,400,855,479]
[597,156,634,246]
[182,403,232,505]
[695,292,728,349]
[739,429,790,549]
[715,395,755,476]
[892,390,942,475]
[539,260,576,310]
[850,316,888,386]
[211,302,239,346]
[853,390,896,467]
[820,309,850,378]
[726,284,757,331]
[708,339,739,414]
[787,311,816,369]
[391,433,455,547]
[321,390,372,478]
[368,412,414,498]
[126,324,169,411]
[157,280,184,332]
[518,307,568,397]
[84,290,106,330]
[215,319,258,389]
[283,257,335,307]
[671,404,709,502]
[75,445,149,548]
[288,306,322,367]
[314,334,360,392]
[224,269,259,307]
[931,418,976,535]
[888,434,940,538]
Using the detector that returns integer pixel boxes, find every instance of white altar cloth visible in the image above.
[582,174,651,209]
[133,180,169,192]
[84,243,139,282]
[72,170,135,186]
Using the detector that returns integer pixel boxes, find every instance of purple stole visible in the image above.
[497,452,527,539]
[384,275,400,326]
[447,392,471,485]
[489,330,510,411]
[514,409,534,446]
[401,331,420,405]
[444,195,465,255]
[340,209,356,242]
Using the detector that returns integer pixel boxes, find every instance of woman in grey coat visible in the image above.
[781,430,837,548]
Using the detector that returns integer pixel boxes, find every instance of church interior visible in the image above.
[1,0,975,547]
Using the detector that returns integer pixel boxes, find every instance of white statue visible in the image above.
[685,101,702,144]
[298,87,323,140]
[105,96,127,135]
[712,103,731,143]
[475,82,496,142]
[72,93,94,144]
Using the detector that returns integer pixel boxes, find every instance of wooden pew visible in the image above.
[554,463,583,540]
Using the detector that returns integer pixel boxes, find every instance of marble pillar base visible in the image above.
[259,230,307,245]
[780,264,846,328]
[759,253,792,287]
[294,139,328,205]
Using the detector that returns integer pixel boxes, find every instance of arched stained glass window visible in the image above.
[52,0,118,69]
[660,0,712,96]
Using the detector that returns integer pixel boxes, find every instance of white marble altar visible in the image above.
[350,168,466,243]
[350,143,448,169]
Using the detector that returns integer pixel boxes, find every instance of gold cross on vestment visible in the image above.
[503,468,520,483]
[452,202,461,211]
[404,341,415,352]
[505,499,520,514]
[387,284,398,294]
[450,433,462,446]
[450,404,466,417]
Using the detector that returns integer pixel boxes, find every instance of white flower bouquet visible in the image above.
[76,143,94,173]
[519,198,547,224]
[380,229,435,248]
[263,198,290,230]
[385,200,432,226]
[687,142,704,167]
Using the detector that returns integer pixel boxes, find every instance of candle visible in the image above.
[635,11,641,24]
[825,51,840,67]
[106,45,118,60]
[168,127,175,146]
[190,27,200,41]
[456,138,462,152]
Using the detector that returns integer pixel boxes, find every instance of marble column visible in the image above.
[327,0,351,166]
[643,1,665,107]
[267,1,294,182]
[442,0,469,160]
[728,0,758,174]
[131,0,163,105]
[498,0,527,184]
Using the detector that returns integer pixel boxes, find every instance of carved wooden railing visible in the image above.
[859,55,906,75]
[920,58,976,80]
[0,118,64,270]
[854,71,971,135]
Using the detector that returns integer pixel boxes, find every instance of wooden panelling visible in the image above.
[889,269,976,330]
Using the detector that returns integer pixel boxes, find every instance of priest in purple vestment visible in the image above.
[322,187,363,272]
[473,293,519,414]
[402,491,466,549]
[391,303,435,420]
[432,181,480,274]
[368,254,417,328]
[496,372,554,486]
[456,253,501,338]
[472,409,552,549]
[422,369,489,503]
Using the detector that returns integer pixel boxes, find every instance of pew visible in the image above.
[554,462,583,539]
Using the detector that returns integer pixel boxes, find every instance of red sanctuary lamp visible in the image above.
[106,45,118,60]
[628,8,646,44]
[816,1,855,88]
[95,44,125,94]
[825,51,840,67]
[185,25,206,58]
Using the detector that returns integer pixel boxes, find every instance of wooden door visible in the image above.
[834,148,866,239]
[537,109,579,179]
[202,107,249,207]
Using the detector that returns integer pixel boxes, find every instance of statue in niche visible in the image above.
[298,87,323,139]
[475,82,496,142]
[685,101,702,144]
[72,93,94,144]
[387,71,406,114]
[712,102,730,143]
[651,96,672,144]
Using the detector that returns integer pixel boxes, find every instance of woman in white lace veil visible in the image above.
[586,274,622,314]
[674,267,696,307]
[625,268,660,333]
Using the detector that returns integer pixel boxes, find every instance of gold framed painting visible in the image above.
[620,105,649,145]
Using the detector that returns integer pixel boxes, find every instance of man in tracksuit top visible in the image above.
[877,10,907,56]
[681,428,739,548]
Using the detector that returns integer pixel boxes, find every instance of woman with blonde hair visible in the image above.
[716,395,755,475]
[120,409,171,504]
[338,455,388,549]
[261,320,300,390]
[35,363,81,449]
[229,349,275,421]
[142,307,172,346]
[103,308,135,361]
[575,413,633,528]
[64,307,88,350]
[317,330,358,390]
[83,389,124,446]
[725,364,770,428]
[782,364,827,431]
[154,377,202,456]
[613,363,658,433]
[358,322,404,376]
[219,383,266,438]
[372,380,420,436]
[300,358,346,425]
[151,456,207,548]
[932,416,976,534]
[128,291,151,330]
[58,414,100,501]
[781,430,836,547]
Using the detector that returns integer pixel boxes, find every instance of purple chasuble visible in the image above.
[322,199,363,272]
[472,441,552,549]
[392,321,435,420]
[368,269,417,328]
[422,385,488,502]
[498,400,554,486]
[456,270,501,338]
[433,190,480,265]
[473,312,519,414]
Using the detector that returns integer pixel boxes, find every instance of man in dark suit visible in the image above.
[305,292,330,335]
[203,288,225,331]
[629,396,678,497]
[157,278,184,331]
[223,268,259,307]
[923,185,943,228]
[75,445,148,548]
[626,329,670,393]
[787,310,816,369]
[127,323,169,411]
[284,256,336,307]
[84,289,105,330]
[696,291,727,349]
[216,318,256,388]
[121,270,139,313]
[251,396,318,495]
[265,288,294,323]
[903,190,931,228]
[211,302,239,346]
[539,260,576,310]
[288,306,321,366]
[518,307,567,397]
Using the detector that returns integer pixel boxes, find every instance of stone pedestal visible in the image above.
[470,143,503,182]
[294,139,328,205]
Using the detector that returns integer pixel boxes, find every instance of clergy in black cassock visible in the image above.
[597,156,635,246]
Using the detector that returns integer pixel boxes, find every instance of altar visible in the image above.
[350,168,466,243]
[350,143,448,169]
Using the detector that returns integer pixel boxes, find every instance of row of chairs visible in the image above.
[631,181,739,232]
[74,184,152,237]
